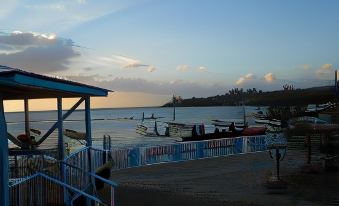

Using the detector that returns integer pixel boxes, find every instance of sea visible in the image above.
[5,106,264,151]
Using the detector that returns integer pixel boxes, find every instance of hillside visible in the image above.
[162,86,336,107]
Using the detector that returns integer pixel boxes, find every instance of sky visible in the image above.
[0,0,338,111]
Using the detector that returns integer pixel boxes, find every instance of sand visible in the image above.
[111,151,339,206]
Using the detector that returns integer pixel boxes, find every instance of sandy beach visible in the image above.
[111,151,339,206]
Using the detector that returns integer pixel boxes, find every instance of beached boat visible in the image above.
[287,116,339,131]
[181,123,266,141]
[63,129,87,140]
[136,122,160,136]
[305,102,335,113]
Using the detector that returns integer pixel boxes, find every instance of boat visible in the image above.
[63,129,87,140]
[136,121,160,136]
[211,119,246,128]
[136,112,169,136]
[287,116,339,131]
[252,112,282,132]
[305,102,335,113]
[241,127,267,136]
[181,123,266,141]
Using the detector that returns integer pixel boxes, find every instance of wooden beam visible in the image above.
[0,94,9,206]
[36,97,85,145]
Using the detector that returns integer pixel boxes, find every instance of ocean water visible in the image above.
[5,106,264,150]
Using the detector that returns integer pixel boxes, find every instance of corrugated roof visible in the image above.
[0,65,111,99]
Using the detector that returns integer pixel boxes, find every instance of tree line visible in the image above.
[163,85,336,107]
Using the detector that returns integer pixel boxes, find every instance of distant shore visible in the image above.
[162,86,335,107]
[112,151,339,206]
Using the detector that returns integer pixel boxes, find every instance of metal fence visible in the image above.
[9,172,109,206]
[9,147,117,206]
[8,135,267,206]
[104,135,267,170]
[64,147,117,206]
[8,149,58,186]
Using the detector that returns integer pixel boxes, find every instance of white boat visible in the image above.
[306,102,335,113]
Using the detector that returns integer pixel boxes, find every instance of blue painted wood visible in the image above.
[37,173,103,204]
[85,97,92,147]
[61,162,118,187]
[24,98,30,137]
[36,97,85,145]
[14,73,108,96]
[0,95,9,206]
[85,97,92,206]
[57,97,64,160]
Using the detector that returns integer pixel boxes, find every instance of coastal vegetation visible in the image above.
[163,85,336,107]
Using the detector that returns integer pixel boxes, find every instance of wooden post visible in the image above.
[85,96,92,206]
[85,97,92,147]
[307,135,311,164]
[24,98,30,138]
[57,97,64,160]
[173,95,176,121]
[0,94,9,206]
[335,70,338,102]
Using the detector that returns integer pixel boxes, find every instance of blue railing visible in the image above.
[9,172,107,206]
[64,147,118,206]
[8,135,267,206]
[99,135,267,170]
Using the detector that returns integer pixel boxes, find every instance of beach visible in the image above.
[111,150,339,206]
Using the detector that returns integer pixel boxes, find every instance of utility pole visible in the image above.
[335,70,338,103]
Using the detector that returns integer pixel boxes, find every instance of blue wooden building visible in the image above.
[0,65,117,206]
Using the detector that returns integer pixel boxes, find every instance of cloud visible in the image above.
[176,65,190,72]
[0,31,57,50]
[236,73,256,85]
[66,75,226,98]
[0,1,138,33]
[197,66,207,72]
[98,54,156,72]
[264,72,276,82]
[176,65,208,72]
[303,64,311,71]
[146,65,156,73]
[0,31,79,73]
[316,63,333,78]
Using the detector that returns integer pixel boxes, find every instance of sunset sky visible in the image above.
[0,0,338,111]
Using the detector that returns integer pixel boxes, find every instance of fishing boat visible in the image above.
[181,123,266,141]
[136,121,160,136]
[287,116,338,130]
[252,112,282,132]
[136,112,169,137]
[305,102,335,113]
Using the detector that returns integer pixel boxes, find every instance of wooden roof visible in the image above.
[0,65,111,100]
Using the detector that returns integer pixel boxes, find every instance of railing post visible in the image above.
[128,148,140,167]
[242,137,248,153]
[173,144,181,161]
[197,142,204,159]
[0,94,9,206]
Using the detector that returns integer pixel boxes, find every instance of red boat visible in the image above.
[242,127,267,136]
